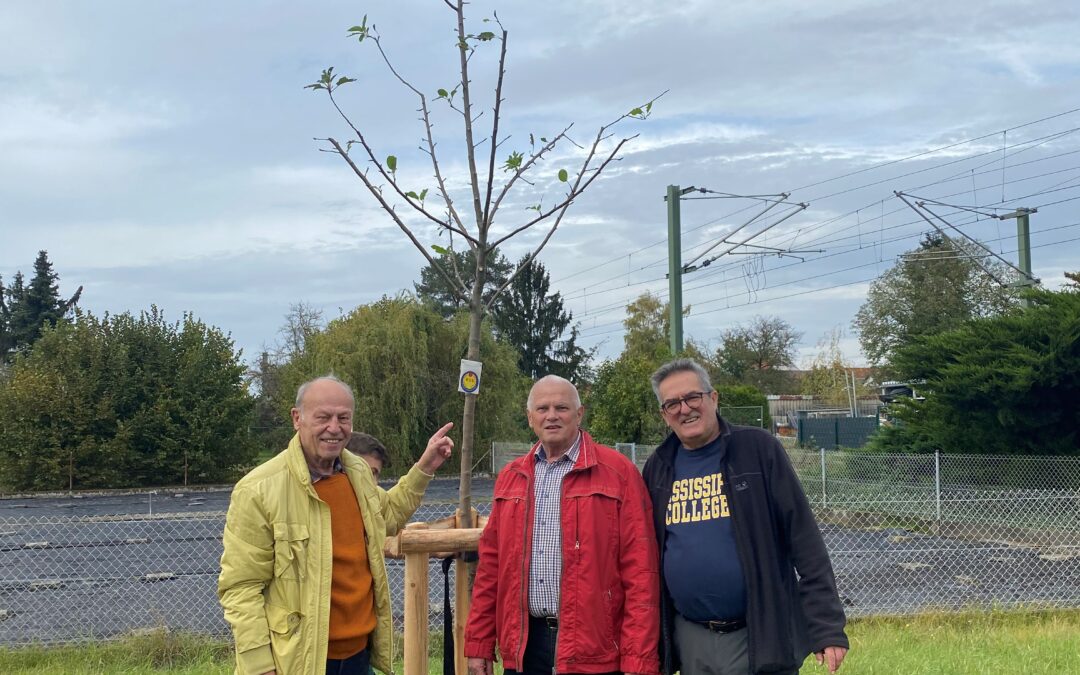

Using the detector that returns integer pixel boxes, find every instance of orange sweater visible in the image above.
[313,473,376,659]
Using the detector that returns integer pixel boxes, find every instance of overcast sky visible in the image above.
[3,0,1079,370]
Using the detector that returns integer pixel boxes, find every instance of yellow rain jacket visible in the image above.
[218,434,432,674]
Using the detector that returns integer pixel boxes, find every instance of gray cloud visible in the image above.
[2,0,1078,370]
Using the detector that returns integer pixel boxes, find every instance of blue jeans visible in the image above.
[326,646,370,675]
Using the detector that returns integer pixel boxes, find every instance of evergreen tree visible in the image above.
[869,287,1080,457]
[492,256,590,383]
[414,249,513,319]
[1,251,82,361]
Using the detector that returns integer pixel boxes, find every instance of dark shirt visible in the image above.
[663,436,747,621]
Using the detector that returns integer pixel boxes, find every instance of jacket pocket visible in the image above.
[272,522,309,581]
[266,602,305,672]
[266,602,303,637]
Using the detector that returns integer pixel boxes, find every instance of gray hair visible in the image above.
[295,374,355,411]
[526,374,582,410]
[650,358,713,403]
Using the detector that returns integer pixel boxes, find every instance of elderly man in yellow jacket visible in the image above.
[218,375,454,675]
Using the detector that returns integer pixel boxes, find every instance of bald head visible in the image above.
[526,375,584,458]
[526,375,581,410]
[295,375,355,412]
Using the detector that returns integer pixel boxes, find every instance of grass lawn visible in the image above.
[1,609,1077,674]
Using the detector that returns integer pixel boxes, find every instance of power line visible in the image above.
[551,111,1080,292]
[573,222,1080,338]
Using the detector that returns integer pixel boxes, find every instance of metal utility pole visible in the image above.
[667,184,685,355]
[997,207,1036,306]
[665,186,814,356]
[895,192,1039,296]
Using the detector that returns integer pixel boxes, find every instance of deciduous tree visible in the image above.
[0,308,256,491]
[276,296,529,474]
[714,315,801,394]
[854,234,1017,371]
[305,4,659,525]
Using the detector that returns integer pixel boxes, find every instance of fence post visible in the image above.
[819,447,827,509]
[631,443,637,466]
[934,450,942,525]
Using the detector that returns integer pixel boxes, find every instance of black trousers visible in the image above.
[326,646,371,675]
[505,616,621,675]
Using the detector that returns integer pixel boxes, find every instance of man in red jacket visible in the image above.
[465,375,660,675]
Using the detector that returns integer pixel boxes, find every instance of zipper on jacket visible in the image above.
[516,466,534,668]
[553,453,587,674]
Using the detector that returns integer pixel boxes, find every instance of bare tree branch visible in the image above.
[488,132,636,251]
[488,124,574,217]
[455,2,487,243]
[323,90,475,244]
[362,34,476,243]
[325,137,470,301]
[480,28,509,238]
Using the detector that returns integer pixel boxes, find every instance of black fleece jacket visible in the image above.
[642,416,848,674]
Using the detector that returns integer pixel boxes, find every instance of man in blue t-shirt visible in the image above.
[642,359,849,675]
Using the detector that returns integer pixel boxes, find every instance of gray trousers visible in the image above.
[674,613,798,675]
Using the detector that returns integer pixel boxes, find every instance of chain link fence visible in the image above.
[1,451,1077,646]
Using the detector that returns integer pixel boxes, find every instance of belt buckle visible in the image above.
[544,616,559,629]
[705,618,744,633]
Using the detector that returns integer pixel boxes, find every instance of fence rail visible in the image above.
[0,450,1078,646]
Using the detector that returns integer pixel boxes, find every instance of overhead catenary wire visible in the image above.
[540,108,1080,344]
[558,137,1080,304]
[574,228,1080,339]
[564,165,1080,316]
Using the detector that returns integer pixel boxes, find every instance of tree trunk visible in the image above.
[458,253,487,530]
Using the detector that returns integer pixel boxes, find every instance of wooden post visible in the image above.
[454,509,476,675]
[404,551,430,675]
[394,521,486,675]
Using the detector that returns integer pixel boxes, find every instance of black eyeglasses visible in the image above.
[660,391,712,415]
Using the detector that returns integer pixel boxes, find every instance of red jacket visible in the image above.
[465,431,660,674]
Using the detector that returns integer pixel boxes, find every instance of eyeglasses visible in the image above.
[660,391,712,415]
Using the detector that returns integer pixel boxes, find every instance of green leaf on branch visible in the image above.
[478,31,496,41]
[558,169,569,182]
[437,88,449,99]
[305,67,337,92]
[629,107,643,117]
[336,76,356,86]
[419,188,428,201]
[386,155,397,173]
[503,151,524,172]
[431,244,449,255]
[347,15,369,42]
[406,191,419,199]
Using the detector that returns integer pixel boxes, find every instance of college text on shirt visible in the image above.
[666,472,731,525]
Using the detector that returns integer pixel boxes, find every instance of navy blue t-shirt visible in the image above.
[662,436,747,622]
